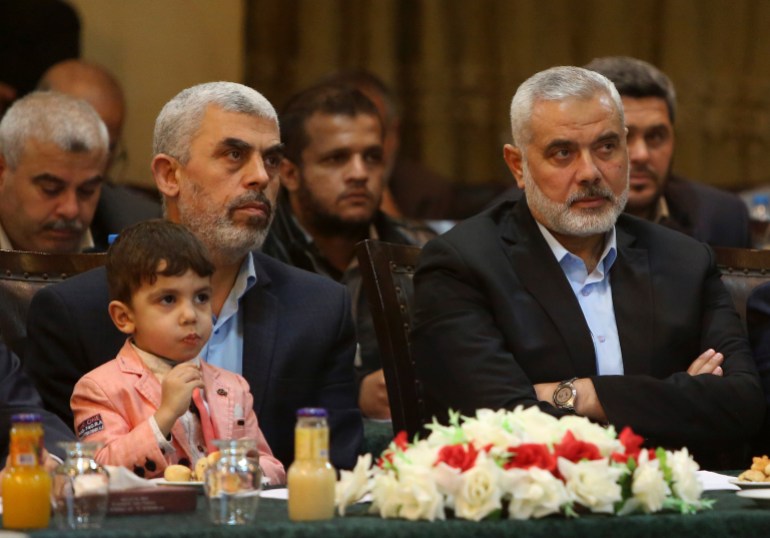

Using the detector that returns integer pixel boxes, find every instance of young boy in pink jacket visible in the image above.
[71,220,285,484]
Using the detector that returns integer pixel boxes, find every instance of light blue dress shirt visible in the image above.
[536,223,624,375]
[199,254,257,375]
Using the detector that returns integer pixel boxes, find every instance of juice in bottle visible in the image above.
[2,413,52,529]
[287,408,336,521]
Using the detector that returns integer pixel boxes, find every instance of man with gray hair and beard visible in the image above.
[412,66,763,469]
[0,91,108,253]
[23,82,363,471]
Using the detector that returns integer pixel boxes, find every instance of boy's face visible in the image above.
[109,267,213,362]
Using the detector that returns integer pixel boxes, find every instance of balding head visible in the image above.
[39,60,125,156]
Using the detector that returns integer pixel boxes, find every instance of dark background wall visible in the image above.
[245,0,770,192]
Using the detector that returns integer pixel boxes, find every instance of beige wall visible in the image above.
[69,0,245,188]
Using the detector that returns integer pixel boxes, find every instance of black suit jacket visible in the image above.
[663,174,751,248]
[0,342,74,463]
[22,251,363,470]
[412,199,763,465]
[90,183,162,250]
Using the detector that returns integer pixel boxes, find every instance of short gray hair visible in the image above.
[509,66,624,148]
[0,91,109,169]
[153,81,278,164]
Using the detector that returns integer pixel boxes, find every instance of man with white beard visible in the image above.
[23,82,363,471]
[412,66,762,469]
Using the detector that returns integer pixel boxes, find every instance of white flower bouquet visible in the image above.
[336,407,713,521]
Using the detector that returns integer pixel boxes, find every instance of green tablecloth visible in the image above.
[10,488,770,538]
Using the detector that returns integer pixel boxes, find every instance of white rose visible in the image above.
[432,461,463,503]
[371,465,445,521]
[453,452,503,521]
[618,451,669,515]
[335,454,372,516]
[558,415,621,457]
[500,467,570,519]
[667,448,703,503]
[506,406,562,444]
[558,457,624,514]
[459,409,522,449]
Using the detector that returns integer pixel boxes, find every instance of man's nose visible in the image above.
[55,190,80,220]
[627,136,650,164]
[346,154,369,182]
[243,154,272,188]
[574,149,601,184]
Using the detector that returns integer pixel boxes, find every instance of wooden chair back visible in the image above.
[356,239,426,437]
[0,250,107,357]
[714,246,770,326]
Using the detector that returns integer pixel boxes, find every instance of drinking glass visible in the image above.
[204,439,262,525]
[51,441,109,529]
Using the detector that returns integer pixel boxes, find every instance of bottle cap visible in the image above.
[11,413,42,423]
[296,407,328,418]
[753,194,770,205]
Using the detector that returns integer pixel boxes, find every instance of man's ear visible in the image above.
[503,144,526,190]
[108,300,136,336]
[279,158,301,192]
[152,153,181,198]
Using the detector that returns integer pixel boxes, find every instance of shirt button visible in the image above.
[581,288,591,296]
[214,330,220,335]
[597,335,606,343]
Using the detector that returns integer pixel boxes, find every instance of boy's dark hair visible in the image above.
[107,219,215,304]
[279,83,382,165]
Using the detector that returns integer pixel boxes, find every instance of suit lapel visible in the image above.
[241,253,278,415]
[502,202,597,377]
[611,224,653,375]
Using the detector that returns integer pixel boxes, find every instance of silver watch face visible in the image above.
[555,385,573,406]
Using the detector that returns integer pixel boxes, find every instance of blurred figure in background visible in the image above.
[586,56,750,248]
[263,83,435,420]
[38,60,162,247]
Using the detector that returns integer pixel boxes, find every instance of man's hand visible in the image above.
[154,362,204,435]
[358,369,391,419]
[687,348,724,376]
[534,378,607,423]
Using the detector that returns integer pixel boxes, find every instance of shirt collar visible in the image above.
[536,221,618,275]
[652,195,670,224]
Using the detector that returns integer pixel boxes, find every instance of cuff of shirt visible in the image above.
[149,415,176,454]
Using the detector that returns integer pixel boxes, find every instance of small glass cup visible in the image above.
[204,439,263,525]
[51,441,110,530]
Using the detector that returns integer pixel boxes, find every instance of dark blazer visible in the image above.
[663,174,751,248]
[412,199,763,466]
[90,183,162,251]
[0,342,75,463]
[745,282,770,454]
[22,251,363,470]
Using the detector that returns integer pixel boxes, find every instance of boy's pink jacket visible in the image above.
[71,340,285,484]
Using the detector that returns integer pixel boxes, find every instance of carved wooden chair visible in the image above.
[0,250,107,358]
[713,246,770,327]
[356,239,427,438]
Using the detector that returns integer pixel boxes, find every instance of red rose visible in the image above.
[393,430,409,451]
[504,443,556,472]
[554,431,602,463]
[611,427,654,464]
[434,443,479,472]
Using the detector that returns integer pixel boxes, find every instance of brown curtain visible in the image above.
[245,0,770,191]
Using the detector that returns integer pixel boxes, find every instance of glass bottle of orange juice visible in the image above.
[2,413,52,529]
[287,408,336,521]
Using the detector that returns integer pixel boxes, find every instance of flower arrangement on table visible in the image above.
[336,406,713,521]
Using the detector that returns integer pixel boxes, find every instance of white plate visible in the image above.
[737,488,770,506]
[150,478,204,487]
[728,477,770,489]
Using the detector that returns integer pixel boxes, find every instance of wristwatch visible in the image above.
[553,377,578,412]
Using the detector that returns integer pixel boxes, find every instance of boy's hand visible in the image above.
[154,363,204,436]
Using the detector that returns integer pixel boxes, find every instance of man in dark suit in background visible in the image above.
[412,66,762,469]
[23,82,363,470]
[586,56,751,248]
